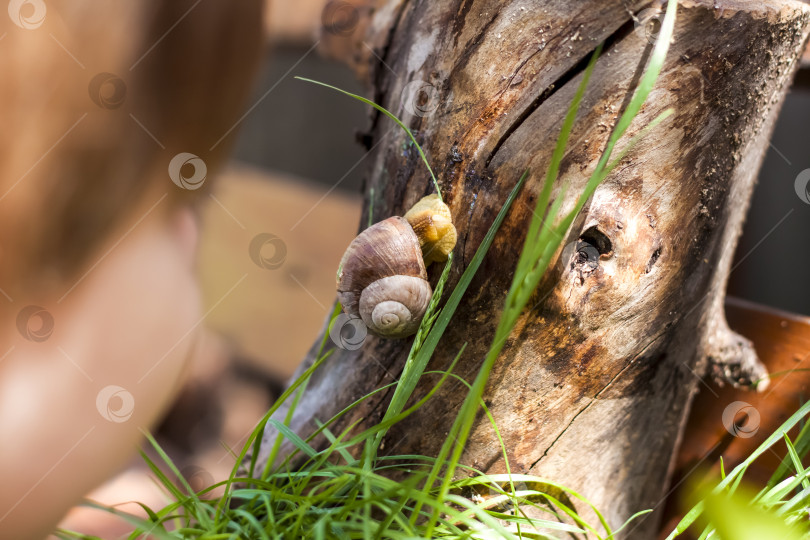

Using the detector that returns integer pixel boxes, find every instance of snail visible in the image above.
[336,194,457,339]
[403,194,458,265]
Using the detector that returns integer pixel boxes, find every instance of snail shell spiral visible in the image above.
[359,275,432,338]
[336,216,432,339]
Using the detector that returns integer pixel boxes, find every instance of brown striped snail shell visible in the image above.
[336,216,432,338]
[336,195,457,339]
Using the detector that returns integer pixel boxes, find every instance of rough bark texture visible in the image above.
[255,1,810,537]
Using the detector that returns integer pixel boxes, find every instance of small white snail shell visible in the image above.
[336,216,432,338]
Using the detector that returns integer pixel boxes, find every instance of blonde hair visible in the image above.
[0,0,264,301]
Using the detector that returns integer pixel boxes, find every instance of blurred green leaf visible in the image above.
[702,485,808,540]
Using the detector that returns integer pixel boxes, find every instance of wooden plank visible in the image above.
[197,165,361,378]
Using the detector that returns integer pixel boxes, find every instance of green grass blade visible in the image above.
[374,169,529,457]
[515,43,602,283]
[425,1,678,534]
[666,400,810,538]
[268,419,319,458]
[295,76,442,199]
[784,433,810,490]
[215,348,333,519]
[67,501,178,540]
[370,254,453,454]
[261,304,342,480]
[769,412,810,487]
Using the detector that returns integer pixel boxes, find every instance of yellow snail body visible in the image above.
[336,195,457,339]
[403,194,457,264]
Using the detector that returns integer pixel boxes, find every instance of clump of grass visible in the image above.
[54,1,693,538]
[666,399,810,540]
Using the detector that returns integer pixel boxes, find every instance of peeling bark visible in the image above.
[252,1,810,537]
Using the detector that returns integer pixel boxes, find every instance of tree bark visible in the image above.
[253,1,810,537]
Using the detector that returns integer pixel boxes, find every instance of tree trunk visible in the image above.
[253,0,810,537]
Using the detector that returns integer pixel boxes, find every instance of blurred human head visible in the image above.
[0,0,263,297]
[0,1,264,536]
